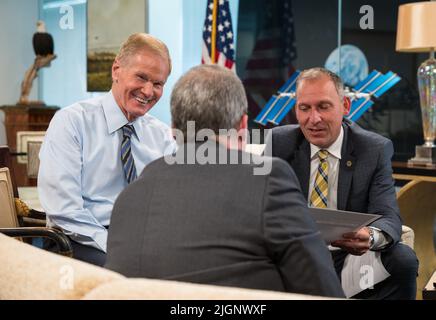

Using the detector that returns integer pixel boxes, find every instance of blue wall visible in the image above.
[40,0,94,108]
[147,0,239,124]
[0,0,39,105]
[39,0,239,125]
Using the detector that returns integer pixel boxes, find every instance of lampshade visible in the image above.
[396,1,436,53]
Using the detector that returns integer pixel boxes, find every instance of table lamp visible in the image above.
[396,1,436,167]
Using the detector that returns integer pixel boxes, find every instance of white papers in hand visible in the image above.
[308,207,381,244]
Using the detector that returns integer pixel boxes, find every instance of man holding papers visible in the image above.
[268,67,418,299]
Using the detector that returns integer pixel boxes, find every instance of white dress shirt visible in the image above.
[38,91,177,252]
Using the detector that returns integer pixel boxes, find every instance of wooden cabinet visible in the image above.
[0,105,58,187]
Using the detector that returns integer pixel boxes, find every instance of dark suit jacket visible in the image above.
[106,142,344,297]
[268,119,402,246]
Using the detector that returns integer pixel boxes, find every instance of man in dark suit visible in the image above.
[268,67,418,299]
[105,65,344,297]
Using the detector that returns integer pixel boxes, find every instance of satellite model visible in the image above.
[18,20,56,105]
[254,70,401,126]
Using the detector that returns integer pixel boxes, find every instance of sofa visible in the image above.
[0,233,334,300]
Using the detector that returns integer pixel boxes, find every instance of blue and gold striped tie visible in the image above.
[121,124,137,184]
[310,150,329,208]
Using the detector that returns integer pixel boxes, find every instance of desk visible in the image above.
[18,187,42,212]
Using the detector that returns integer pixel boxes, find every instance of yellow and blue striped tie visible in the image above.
[310,150,329,208]
[121,124,137,184]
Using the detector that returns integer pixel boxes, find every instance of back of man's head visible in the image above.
[170,65,247,141]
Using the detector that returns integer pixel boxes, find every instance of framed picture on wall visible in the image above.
[87,0,147,91]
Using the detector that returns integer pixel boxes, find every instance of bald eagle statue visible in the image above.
[32,20,54,56]
[17,20,56,105]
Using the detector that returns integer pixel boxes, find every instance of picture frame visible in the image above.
[16,131,46,165]
[87,0,147,91]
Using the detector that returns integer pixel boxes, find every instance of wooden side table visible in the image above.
[392,161,436,183]
[423,270,436,300]
[0,105,58,187]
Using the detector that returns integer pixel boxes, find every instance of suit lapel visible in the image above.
[338,123,356,210]
[291,140,311,200]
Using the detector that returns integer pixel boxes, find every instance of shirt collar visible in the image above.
[102,91,141,141]
[310,126,344,160]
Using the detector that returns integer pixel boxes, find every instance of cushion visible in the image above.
[0,233,124,299]
[82,278,333,300]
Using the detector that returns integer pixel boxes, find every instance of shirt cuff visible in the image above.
[68,229,108,253]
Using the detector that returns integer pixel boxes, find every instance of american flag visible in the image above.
[202,0,235,71]
[243,0,297,126]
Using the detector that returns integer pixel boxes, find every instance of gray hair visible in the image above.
[296,67,344,100]
[170,64,248,139]
[116,33,172,74]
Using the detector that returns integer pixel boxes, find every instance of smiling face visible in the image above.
[295,75,350,149]
[111,49,170,122]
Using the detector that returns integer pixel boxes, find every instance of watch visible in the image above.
[367,227,375,249]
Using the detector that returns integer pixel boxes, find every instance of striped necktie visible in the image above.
[310,150,329,208]
[121,124,137,184]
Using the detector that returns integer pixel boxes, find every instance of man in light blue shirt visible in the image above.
[38,33,176,266]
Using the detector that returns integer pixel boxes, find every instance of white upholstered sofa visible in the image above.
[0,233,335,300]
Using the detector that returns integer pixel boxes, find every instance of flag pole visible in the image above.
[211,0,219,63]
[337,0,342,78]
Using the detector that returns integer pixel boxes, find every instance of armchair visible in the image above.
[397,179,436,300]
[0,167,72,256]
[0,145,46,224]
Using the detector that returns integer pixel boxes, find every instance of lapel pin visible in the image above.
[346,160,353,167]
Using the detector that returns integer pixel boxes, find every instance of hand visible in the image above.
[331,227,371,256]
